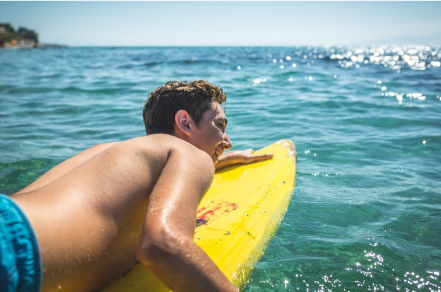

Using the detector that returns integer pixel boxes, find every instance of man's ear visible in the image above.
[175,110,192,136]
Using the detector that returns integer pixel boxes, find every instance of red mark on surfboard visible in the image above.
[196,200,238,227]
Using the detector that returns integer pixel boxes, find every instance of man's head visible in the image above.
[143,80,232,163]
[143,80,227,135]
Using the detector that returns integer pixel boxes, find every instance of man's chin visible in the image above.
[212,154,219,165]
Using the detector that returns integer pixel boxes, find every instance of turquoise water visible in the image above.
[1,46,440,291]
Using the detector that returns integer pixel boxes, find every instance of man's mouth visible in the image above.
[214,148,222,159]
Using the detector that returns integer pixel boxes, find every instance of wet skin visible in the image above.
[11,103,236,292]
[11,102,270,292]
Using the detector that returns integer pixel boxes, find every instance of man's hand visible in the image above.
[215,149,273,171]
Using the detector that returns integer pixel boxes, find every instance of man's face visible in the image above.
[190,102,232,164]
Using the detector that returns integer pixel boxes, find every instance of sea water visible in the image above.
[1,46,440,291]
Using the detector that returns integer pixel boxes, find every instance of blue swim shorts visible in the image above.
[0,194,42,292]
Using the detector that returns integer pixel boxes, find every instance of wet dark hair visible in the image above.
[143,80,227,135]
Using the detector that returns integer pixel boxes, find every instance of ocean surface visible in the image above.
[1,46,440,291]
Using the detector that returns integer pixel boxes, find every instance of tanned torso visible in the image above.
[12,134,212,292]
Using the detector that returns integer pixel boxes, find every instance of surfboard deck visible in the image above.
[99,139,297,292]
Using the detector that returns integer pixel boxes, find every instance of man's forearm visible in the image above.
[138,235,238,292]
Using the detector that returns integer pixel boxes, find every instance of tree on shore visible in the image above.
[0,22,39,43]
[18,27,39,42]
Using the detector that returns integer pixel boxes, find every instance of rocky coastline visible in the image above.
[1,41,67,50]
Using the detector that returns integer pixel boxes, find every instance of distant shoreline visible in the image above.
[1,41,67,50]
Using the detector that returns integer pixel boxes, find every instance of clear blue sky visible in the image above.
[1,1,440,46]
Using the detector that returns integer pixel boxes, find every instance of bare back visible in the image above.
[12,134,214,292]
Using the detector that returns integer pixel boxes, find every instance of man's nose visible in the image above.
[222,133,232,150]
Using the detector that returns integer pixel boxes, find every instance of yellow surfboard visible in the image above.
[99,139,297,292]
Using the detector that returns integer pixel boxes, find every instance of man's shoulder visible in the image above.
[120,135,214,173]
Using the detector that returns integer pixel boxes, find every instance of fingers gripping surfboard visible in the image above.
[99,139,297,292]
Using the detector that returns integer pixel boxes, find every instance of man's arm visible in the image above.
[215,149,273,171]
[137,146,238,292]
[14,142,118,195]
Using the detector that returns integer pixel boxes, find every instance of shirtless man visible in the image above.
[1,80,272,292]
